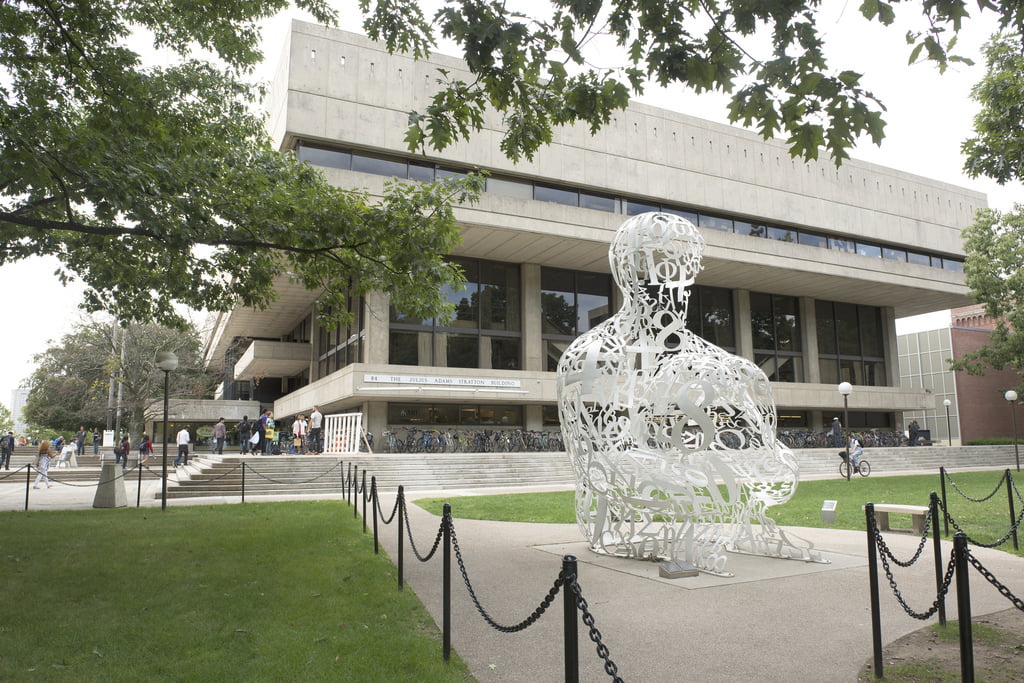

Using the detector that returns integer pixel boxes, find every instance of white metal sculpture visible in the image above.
[556,212,823,576]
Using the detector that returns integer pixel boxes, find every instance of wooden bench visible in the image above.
[863,504,930,534]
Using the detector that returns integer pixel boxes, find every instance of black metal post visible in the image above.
[361,470,368,533]
[397,486,405,590]
[25,464,31,511]
[136,456,143,507]
[338,459,343,500]
[160,369,169,511]
[1010,399,1020,472]
[443,503,452,663]
[241,462,246,504]
[353,465,359,518]
[940,467,949,537]
[865,503,883,679]
[1006,469,1019,551]
[953,533,974,682]
[930,492,946,626]
[372,476,379,554]
[844,395,851,482]
[563,555,579,683]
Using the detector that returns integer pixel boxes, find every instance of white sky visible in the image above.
[2,3,1021,406]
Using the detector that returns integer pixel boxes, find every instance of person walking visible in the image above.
[138,434,153,465]
[33,440,54,488]
[830,417,842,448]
[309,406,323,454]
[908,420,920,447]
[76,426,88,458]
[92,429,101,455]
[115,435,131,470]
[213,417,227,455]
[291,414,307,455]
[238,416,252,455]
[0,431,13,470]
[174,426,191,467]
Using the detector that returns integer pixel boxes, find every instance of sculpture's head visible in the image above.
[610,212,705,311]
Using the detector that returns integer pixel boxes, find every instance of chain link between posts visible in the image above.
[943,469,1006,502]
[965,548,1024,612]
[937,496,1024,548]
[871,514,956,620]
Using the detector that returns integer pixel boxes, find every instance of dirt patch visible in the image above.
[859,608,1024,681]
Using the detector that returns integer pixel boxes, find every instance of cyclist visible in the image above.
[848,436,863,472]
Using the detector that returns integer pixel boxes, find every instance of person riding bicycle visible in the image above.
[848,436,863,472]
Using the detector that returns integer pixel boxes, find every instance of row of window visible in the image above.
[295,141,964,273]
[386,257,890,386]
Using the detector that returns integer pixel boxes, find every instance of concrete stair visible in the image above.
[163,452,577,498]
[792,445,1021,478]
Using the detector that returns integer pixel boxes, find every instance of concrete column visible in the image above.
[881,306,899,387]
[365,401,387,447]
[522,263,543,371]
[800,296,820,383]
[733,289,753,361]
[308,308,321,381]
[363,291,390,365]
[524,403,544,431]
[93,464,127,508]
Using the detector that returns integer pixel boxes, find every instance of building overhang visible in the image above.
[234,340,312,381]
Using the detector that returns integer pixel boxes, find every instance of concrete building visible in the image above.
[204,22,982,443]
[900,304,1022,445]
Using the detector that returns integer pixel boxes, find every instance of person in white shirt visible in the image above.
[173,426,191,467]
[291,415,307,454]
[308,407,323,454]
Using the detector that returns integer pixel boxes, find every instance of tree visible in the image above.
[1,0,481,330]
[963,33,1024,184]
[953,208,1024,388]
[0,403,13,434]
[22,318,213,441]
[368,0,1022,164]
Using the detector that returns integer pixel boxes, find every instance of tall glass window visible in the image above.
[686,285,735,350]
[750,292,803,382]
[318,293,363,378]
[541,268,613,371]
[816,300,887,386]
[389,257,522,370]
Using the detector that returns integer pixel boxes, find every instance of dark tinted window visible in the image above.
[351,153,407,177]
[799,232,828,248]
[882,247,907,262]
[535,184,578,206]
[298,145,351,170]
[699,214,733,232]
[579,192,617,212]
[907,252,931,266]
[625,200,659,215]
[768,226,797,242]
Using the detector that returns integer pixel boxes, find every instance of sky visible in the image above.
[1,3,1022,408]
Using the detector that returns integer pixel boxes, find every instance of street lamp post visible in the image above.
[943,399,952,447]
[156,351,179,510]
[1006,390,1020,472]
[838,382,853,481]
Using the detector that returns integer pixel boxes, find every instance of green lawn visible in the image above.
[416,470,1024,558]
[0,501,472,682]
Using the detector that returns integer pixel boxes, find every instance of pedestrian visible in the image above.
[238,416,252,455]
[309,406,323,454]
[0,431,13,470]
[92,428,101,455]
[76,426,88,458]
[139,434,153,465]
[261,410,276,455]
[213,417,226,455]
[830,417,842,448]
[291,414,307,454]
[115,435,131,470]
[33,440,53,488]
[908,420,920,447]
[174,426,190,467]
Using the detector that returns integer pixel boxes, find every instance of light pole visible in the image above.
[156,351,179,510]
[943,399,952,447]
[838,381,852,481]
[1006,390,1020,472]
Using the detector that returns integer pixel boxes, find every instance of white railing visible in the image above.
[323,412,365,455]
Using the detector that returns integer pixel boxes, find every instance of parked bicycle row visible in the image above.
[380,428,566,453]
[779,429,909,450]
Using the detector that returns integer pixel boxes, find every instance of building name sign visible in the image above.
[364,374,521,388]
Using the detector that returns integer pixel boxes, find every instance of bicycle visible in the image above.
[838,451,871,477]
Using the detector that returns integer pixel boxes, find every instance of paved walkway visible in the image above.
[2,473,1022,681]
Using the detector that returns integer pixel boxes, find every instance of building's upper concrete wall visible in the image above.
[279,21,984,260]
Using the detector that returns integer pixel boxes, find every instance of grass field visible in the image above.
[0,501,472,682]
[416,470,1024,558]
